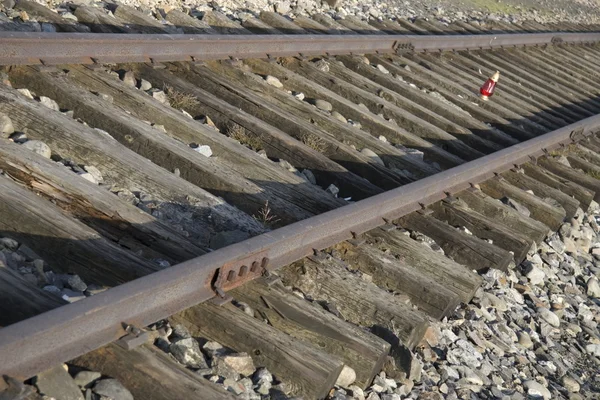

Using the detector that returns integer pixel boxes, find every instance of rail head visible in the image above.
[0,112,598,381]
[0,31,599,65]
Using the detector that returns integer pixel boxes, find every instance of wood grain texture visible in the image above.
[522,163,593,212]
[131,63,382,200]
[429,198,533,264]
[334,241,461,318]
[172,302,344,399]
[64,64,344,217]
[399,211,512,272]
[0,175,158,286]
[480,177,566,231]
[73,344,236,400]
[231,277,390,389]
[365,228,482,303]
[0,140,205,264]
[502,170,580,219]
[278,256,430,351]
[0,83,263,245]
[9,67,312,226]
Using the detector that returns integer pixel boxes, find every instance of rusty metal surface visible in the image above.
[0,31,600,65]
[0,111,598,380]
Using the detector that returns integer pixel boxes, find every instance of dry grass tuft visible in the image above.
[226,122,263,150]
[587,169,600,180]
[301,134,327,153]
[253,201,280,227]
[164,84,199,110]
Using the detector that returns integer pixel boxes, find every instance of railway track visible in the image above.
[1,3,600,398]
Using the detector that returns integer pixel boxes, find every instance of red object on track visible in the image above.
[480,71,500,100]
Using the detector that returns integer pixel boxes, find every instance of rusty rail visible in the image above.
[0,31,600,65]
[0,111,597,380]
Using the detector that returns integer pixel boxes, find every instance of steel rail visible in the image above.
[0,31,599,65]
[0,112,597,381]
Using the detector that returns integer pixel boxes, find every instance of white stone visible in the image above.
[193,145,212,157]
[376,64,390,74]
[83,166,103,183]
[39,96,60,111]
[586,343,600,357]
[265,75,283,88]
[152,90,169,104]
[169,338,208,368]
[0,113,14,138]
[561,375,580,393]
[587,277,600,298]
[360,148,385,166]
[335,365,356,387]
[78,172,98,184]
[218,353,255,376]
[313,99,332,111]
[139,79,152,91]
[524,380,551,400]
[526,266,546,285]
[538,307,560,328]
[17,88,34,99]
[331,111,347,123]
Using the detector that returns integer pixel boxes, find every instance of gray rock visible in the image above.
[313,99,333,111]
[43,285,61,294]
[332,111,347,123]
[139,79,152,91]
[22,140,52,158]
[73,371,101,389]
[360,148,385,166]
[169,338,209,368]
[587,277,600,298]
[209,230,250,249]
[526,266,546,285]
[215,352,255,377]
[336,365,357,387]
[192,144,213,157]
[523,380,551,400]
[78,172,98,184]
[585,343,600,357]
[39,96,60,111]
[0,237,19,251]
[61,289,86,302]
[301,169,317,185]
[203,340,227,359]
[561,375,580,393]
[517,331,533,349]
[121,71,136,88]
[376,64,390,74]
[275,1,290,13]
[93,379,133,400]
[537,307,560,328]
[41,22,57,32]
[326,183,339,197]
[546,233,566,254]
[83,166,103,184]
[265,75,283,88]
[0,113,14,138]
[35,365,84,400]
[152,90,169,104]
[17,88,34,99]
